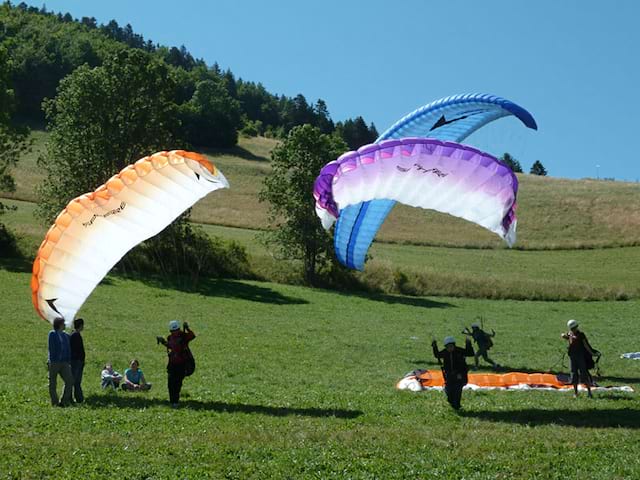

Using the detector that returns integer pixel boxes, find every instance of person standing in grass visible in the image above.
[561,319,595,398]
[47,317,74,407]
[70,318,85,403]
[463,322,499,370]
[157,320,196,408]
[122,359,152,391]
[432,336,474,410]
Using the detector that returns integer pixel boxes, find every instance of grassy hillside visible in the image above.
[2,266,639,479]
[7,131,640,250]
[3,130,640,300]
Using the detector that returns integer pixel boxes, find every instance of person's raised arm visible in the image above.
[432,340,442,359]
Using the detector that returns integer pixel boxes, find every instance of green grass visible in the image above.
[2,264,640,479]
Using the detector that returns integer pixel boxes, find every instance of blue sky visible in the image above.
[24,1,640,180]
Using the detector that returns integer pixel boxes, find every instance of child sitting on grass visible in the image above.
[121,359,152,391]
[101,363,123,390]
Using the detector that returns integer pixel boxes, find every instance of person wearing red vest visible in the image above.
[157,320,195,408]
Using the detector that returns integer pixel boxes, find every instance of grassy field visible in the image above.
[3,131,640,478]
[2,264,639,479]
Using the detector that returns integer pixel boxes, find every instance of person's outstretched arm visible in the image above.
[432,341,442,359]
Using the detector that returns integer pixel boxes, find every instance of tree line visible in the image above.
[0,2,378,149]
[500,153,547,176]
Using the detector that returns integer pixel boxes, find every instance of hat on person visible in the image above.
[567,319,579,329]
[169,320,180,331]
[443,336,456,346]
[471,323,480,329]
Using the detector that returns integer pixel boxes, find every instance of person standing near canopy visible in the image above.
[69,318,86,403]
[157,320,196,408]
[432,336,474,410]
[561,319,595,398]
[47,317,73,407]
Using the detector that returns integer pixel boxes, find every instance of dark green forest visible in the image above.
[0,1,378,149]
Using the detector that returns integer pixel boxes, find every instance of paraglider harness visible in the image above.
[584,337,602,379]
[463,317,494,351]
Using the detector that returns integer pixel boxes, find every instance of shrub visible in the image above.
[119,221,254,284]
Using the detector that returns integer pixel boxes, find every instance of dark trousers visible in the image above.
[444,380,464,410]
[48,362,73,406]
[71,360,84,403]
[570,354,590,385]
[167,363,186,404]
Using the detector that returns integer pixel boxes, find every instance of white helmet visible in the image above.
[567,319,579,330]
[444,336,456,346]
[169,320,180,331]
[471,323,480,329]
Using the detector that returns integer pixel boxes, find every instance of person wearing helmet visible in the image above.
[561,319,595,398]
[463,322,498,370]
[432,336,474,410]
[157,320,196,408]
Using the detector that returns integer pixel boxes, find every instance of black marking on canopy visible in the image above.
[46,298,62,315]
[194,172,201,181]
[430,114,469,131]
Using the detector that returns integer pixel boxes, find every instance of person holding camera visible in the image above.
[157,320,196,408]
[561,319,595,398]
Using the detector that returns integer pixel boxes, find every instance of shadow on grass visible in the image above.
[193,278,308,305]
[340,289,454,309]
[0,256,31,273]
[461,407,640,429]
[121,274,308,305]
[83,394,361,419]
[200,145,269,163]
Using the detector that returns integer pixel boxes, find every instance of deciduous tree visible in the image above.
[37,49,181,221]
[259,125,347,284]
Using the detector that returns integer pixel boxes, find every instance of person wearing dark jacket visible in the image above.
[432,336,474,410]
[463,323,499,370]
[70,318,85,403]
[157,320,195,408]
[48,317,73,407]
[561,319,595,398]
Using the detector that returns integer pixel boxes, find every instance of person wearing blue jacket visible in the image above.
[48,317,74,407]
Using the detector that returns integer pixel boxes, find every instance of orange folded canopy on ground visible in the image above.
[417,370,571,389]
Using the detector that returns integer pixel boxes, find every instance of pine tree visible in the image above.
[500,152,523,173]
[530,160,548,176]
